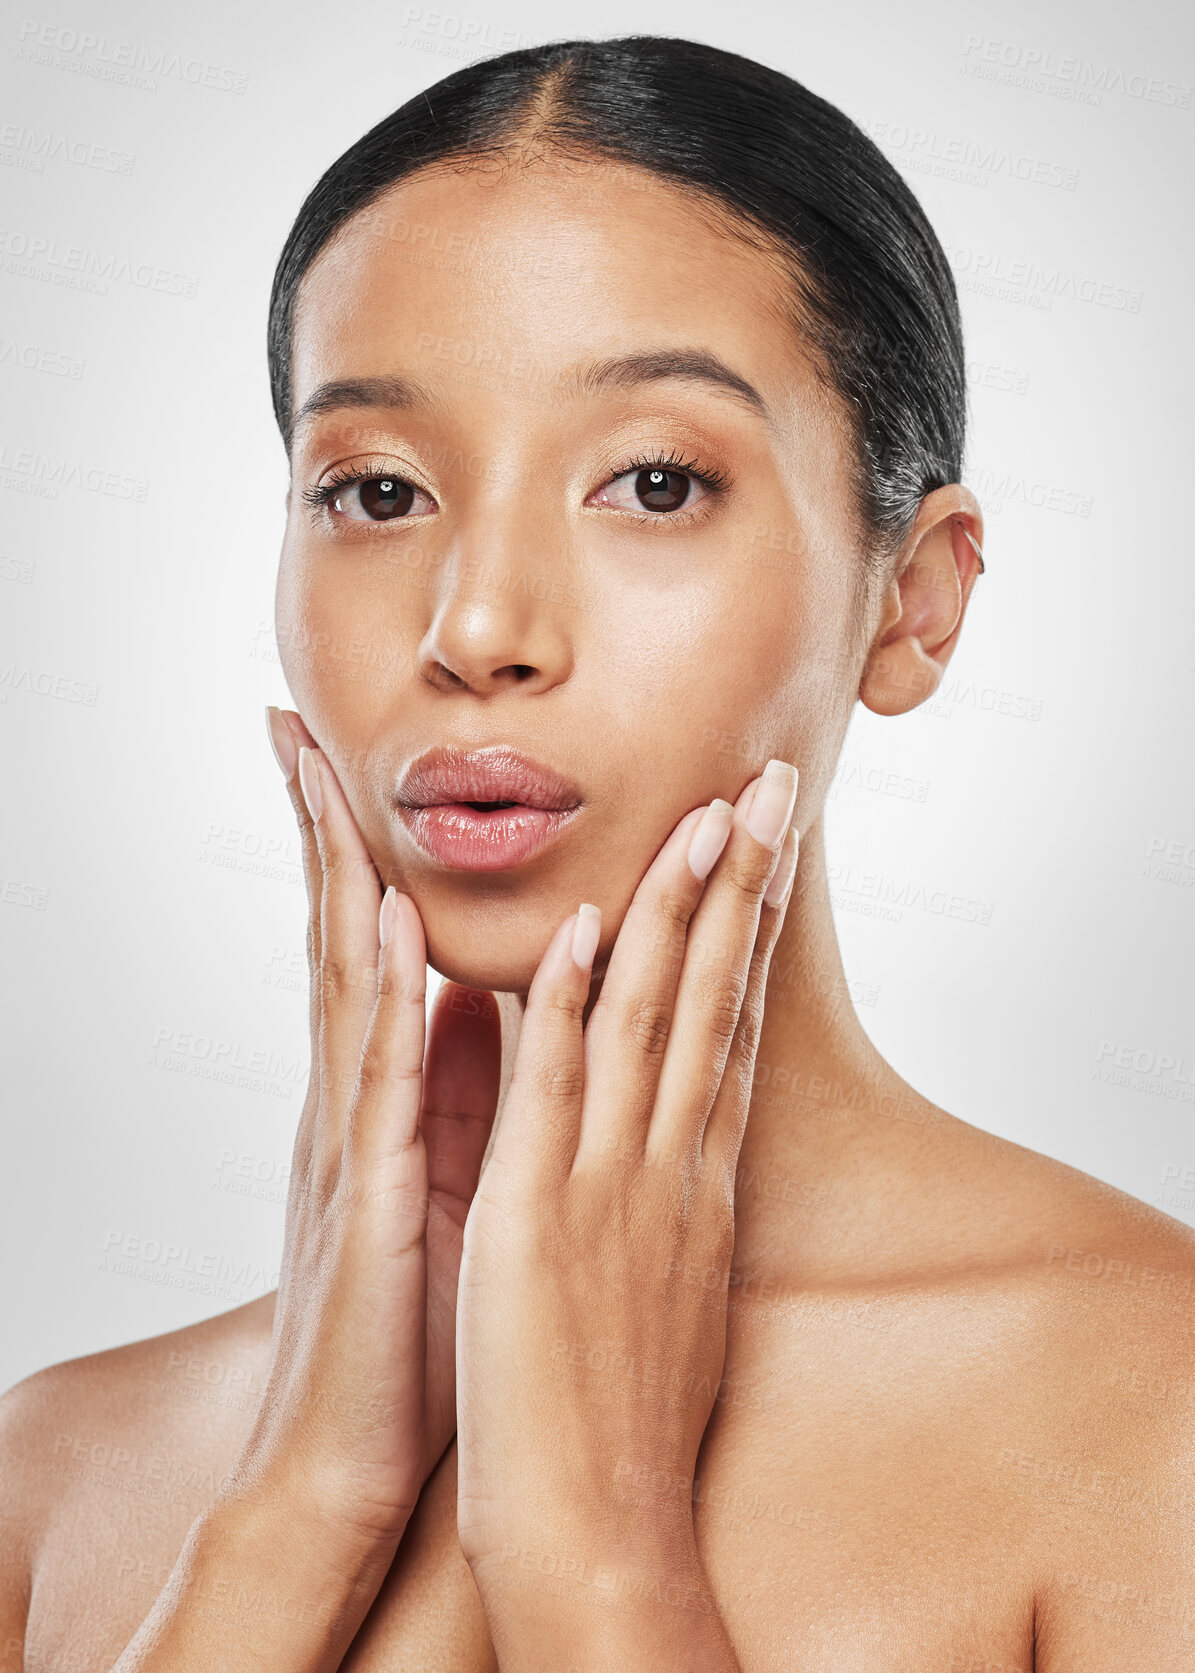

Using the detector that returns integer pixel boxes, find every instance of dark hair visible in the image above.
[267,36,965,558]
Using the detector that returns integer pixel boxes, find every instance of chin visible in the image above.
[421,909,609,998]
[425,944,538,996]
[421,915,556,998]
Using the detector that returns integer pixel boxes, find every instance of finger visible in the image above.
[267,707,321,1132]
[702,823,798,1174]
[337,887,431,1479]
[421,982,503,1224]
[421,982,502,1457]
[343,886,428,1171]
[646,760,797,1164]
[572,803,722,1167]
[298,744,385,1183]
[266,706,323,1316]
[266,706,321,1095]
[267,706,321,1039]
[488,906,600,1189]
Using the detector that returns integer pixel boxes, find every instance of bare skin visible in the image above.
[5,150,1195,1672]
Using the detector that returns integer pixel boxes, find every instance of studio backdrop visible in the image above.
[2,0,1192,1390]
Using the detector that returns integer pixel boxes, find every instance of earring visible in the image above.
[958,523,985,575]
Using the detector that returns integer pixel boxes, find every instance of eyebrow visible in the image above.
[571,350,770,418]
[291,348,770,437]
[292,373,438,434]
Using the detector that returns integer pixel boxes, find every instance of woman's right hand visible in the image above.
[225,706,502,1552]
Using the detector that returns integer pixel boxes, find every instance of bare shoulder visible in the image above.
[0,1289,277,1479]
[0,1292,276,1629]
[931,1107,1195,1303]
[795,1095,1195,1467]
[911,1107,1195,1360]
[932,1121,1195,1667]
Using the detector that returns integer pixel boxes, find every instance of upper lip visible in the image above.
[394,745,584,811]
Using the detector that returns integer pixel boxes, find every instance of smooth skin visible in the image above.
[4,146,1195,1673]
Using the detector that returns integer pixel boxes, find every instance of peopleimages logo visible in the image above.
[970,466,1092,519]
[0,122,135,175]
[862,119,1079,191]
[0,229,198,298]
[949,247,1142,314]
[0,336,84,377]
[1093,1042,1195,1106]
[960,34,1191,109]
[14,19,249,94]
[0,443,147,500]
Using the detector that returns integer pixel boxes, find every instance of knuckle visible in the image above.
[305,1151,341,1206]
[376,961,424,1004]
[320,955,374,1004]
[354,1049,420,1101]
[653,881,694,935]
[318,849,353,881]
[720,845,772,901]
[623,997,673,1057]
[321,1061,359,1103]
[699,1157,737,1218]
[301,847,322,894]
[323,851,375,890]
[708,1196,736,1260]
[543,987,586,1028]
[694,965,747,1043]
[536,1055,586,1103]
[731,988,764,1063]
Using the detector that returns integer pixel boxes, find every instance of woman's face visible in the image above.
[278,155,873,991]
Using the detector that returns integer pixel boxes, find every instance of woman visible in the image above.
[3,34,1193,1673]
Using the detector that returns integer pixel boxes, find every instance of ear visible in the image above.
[859,485,984,717]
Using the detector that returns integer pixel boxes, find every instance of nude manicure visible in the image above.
[687,799,735,880]
[745,760,798,848]
[571,903,601,970]
[764,825,799,908]
[378,885,398,948]
[265,704,298,781]
[297,746,324,823]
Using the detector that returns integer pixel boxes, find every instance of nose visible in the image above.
[416,500,576,698]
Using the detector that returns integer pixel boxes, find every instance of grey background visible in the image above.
[2,0,1192,1392]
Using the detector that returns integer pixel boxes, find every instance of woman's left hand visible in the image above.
[455,762,799,1669]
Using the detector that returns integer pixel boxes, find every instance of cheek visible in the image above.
[637,567,849,800]
[274,534,410,748]
[275,550,341,746]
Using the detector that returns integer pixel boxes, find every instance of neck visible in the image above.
[491,815,908,1178]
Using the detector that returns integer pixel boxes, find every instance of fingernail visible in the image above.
[571,903,601,971]
[764,825,799,908]
[687,799,734,881]
[378,886,398,949]
[266,704,297,781]
[736,775,762,814]
[297,746,323,823]
[746,760,798,849]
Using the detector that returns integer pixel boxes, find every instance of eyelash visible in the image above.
[300,448,730,527]
[605,449,729,526]
[299,457,414,519]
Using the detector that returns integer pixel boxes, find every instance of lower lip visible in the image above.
[397,802,581,871]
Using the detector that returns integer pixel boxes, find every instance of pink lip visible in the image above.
[394,745,584,872]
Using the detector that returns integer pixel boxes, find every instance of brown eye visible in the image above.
[591,461,714,520]
[318,472,436,524]
[357,476,415,520]
[634,467,690,512]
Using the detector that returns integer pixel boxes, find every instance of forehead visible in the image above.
[290,156,824,421]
